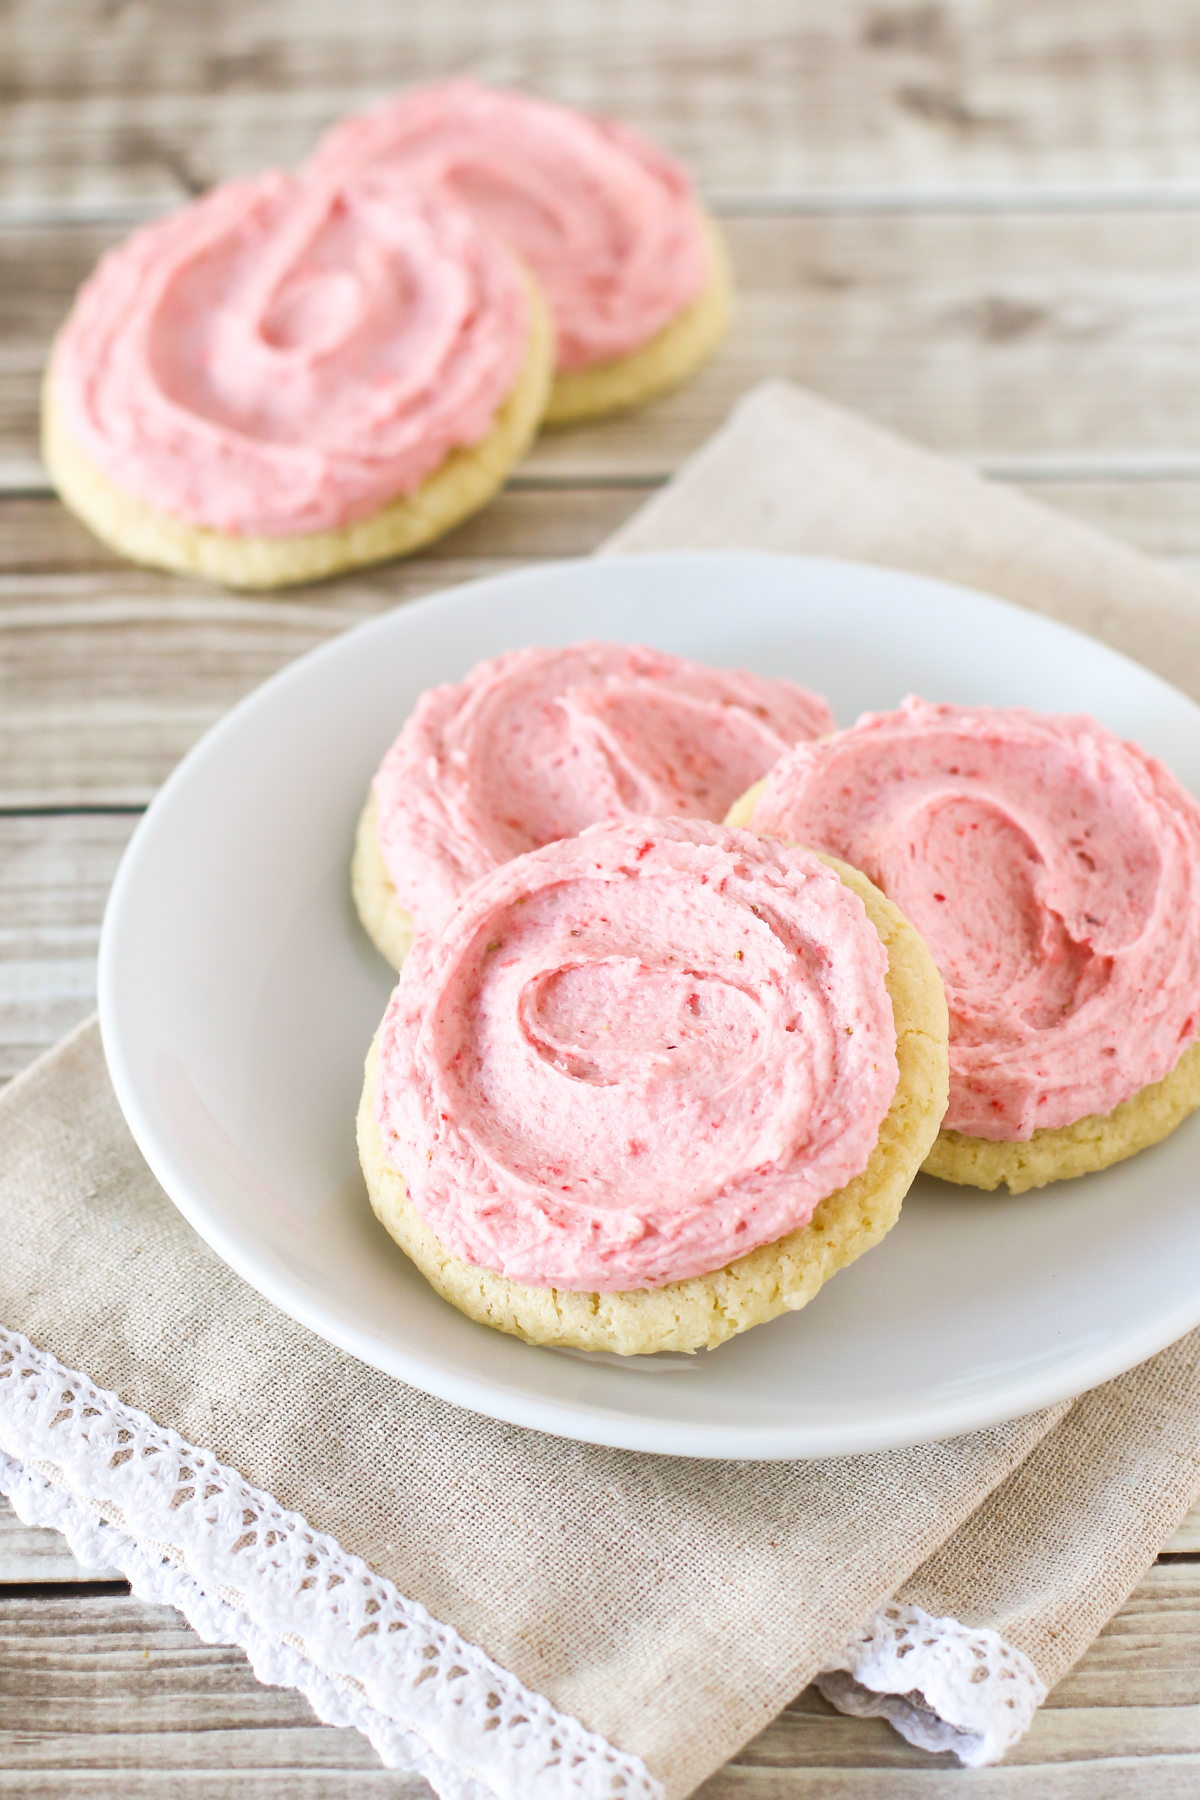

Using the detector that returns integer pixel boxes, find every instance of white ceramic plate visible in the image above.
[99,551,1200,1459]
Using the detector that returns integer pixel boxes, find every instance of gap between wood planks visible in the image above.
[16,187,1200,232]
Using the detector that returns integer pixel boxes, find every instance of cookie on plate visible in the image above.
[43,171,553,590]
[733,698,1200,1193]
[358,817,949,1355]
[353,640,835,964]
[308,79,731,424]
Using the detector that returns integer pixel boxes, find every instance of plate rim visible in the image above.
[97,548,1200,1458]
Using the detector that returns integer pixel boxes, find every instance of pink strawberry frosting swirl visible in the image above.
[375,818,898,1291]
[373,640,835,937]
[52,169,529,536]
[749,698,1200,1141]
[308,79,709,372]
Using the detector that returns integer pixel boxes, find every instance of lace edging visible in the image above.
[0,1327,661,1800]
[817,1600,1048,1767]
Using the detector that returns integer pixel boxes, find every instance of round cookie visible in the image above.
[357,853,949,1355]
[43,274,552,592]
[541,216,732,425]
[729,701,1200,1194]
[44,167,554,592]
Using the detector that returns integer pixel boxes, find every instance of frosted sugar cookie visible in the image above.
[353,640,835,963]
[738,699,1200,1193]
[43,171,553,589]
[309,79,730,423]
[358,818,948,1354]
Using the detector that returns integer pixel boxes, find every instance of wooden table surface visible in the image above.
[7,2,1200,1792]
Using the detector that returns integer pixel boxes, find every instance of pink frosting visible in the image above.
[373,641,835,936]
[308,79,710,372]
[53,170,528,536]
[375,818,897,1291]
[750,698,1200,1140]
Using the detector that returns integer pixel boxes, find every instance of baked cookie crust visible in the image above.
[352,788,415,969]
[924,1039,1200,1193]
[541,216,732,426]
[42,274,553,592]
[357,856,949,1355]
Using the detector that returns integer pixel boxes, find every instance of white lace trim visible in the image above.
[0,1326,1046,1782]
[817,1600,1048,1767]
[0,1327,661,1800]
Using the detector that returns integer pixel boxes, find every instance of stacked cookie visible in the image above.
[354,646,1200,1356]
[43,82,728,590]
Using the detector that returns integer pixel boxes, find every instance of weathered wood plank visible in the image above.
[6,0,1200,213]
[697,1759,1200,1795]
[0,1781,429,1796]
[0,1733,430,1777]
[7,1570,1200,1793]
[11,477,1200,578]
[0,487,643,574]
[0,567,557,809]
[15,210,1200,485]
[743,1702,1200,1769]
[0,1496,120,1583]
[0,1593,433,1792]
[0,811,136,1078]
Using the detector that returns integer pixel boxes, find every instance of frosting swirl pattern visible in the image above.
[309,79,710,371]
[374,640,835,935]
[749,698,1200,1140]
[374,818,898,1291]
[52,170,529,536]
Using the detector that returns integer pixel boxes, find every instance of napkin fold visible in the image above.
[5,379,1200,1799]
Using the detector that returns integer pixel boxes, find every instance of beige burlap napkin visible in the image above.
[5,379,1200,1799]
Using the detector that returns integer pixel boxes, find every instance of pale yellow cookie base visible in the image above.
[357,857,949,1354]
[352,789,415,969]
[42,275,554,592]
[541,215,732,425]
[725,778,1200,1194]
[925,1038,1200,1193]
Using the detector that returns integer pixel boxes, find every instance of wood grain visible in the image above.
[0,1593,432,1793]
[0,487,644,571]
[6,0,1200,214]
[0,813,134,1079]
[12,476,1200,574]
[6,1566,1200,1796]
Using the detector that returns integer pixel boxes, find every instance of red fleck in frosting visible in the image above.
[373,640,835,936]
[308,79,710,371]
[374,818,898,1291]
[52,169,529,536]
[749,698,1200,1140]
